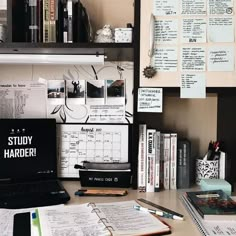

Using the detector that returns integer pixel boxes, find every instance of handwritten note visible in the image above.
[181,73,206,99]
[208,46,234,71]
[138,88,163,113]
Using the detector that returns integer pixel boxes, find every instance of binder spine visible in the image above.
[88,202,114,235]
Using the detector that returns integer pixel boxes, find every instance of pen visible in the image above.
[133,205,184,220]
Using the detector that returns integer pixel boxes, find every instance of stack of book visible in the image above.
[137,124,192,192]
[182,189,236,236]
[10,0,92,43]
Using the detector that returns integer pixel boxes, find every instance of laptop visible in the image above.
[0,118,70,209]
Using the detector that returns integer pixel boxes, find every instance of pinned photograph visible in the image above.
[47,80,65,105]
[106,79,125,105]
[86,80,105,105]
[67,80,85,105]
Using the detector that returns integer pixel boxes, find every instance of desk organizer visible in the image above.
[196,159,219,185]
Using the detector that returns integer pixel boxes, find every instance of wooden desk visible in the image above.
[62,181,201,236]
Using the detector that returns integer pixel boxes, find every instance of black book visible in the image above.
[177,138,191,189]
[56,0,64,42]
[11,0,27,42]
[73,0,91,42]
[28,0,40,42]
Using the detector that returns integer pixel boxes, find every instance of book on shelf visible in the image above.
[27,0,40,42]
[163,133,171,190]
[43,0,50,42]
[154,130,161,192]
[137,124,147,192]
[185,189,236,220]
[170,133,177,190]
[159,133,165,189]
[37,200,171,235]
[66,0,73,43]
[177,138,192,189]
[146,129,156,192]
[182,193,236,236]
[49,0,57,42]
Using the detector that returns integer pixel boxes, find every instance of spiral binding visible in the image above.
[181,195,208,236]
[88,202,114,235]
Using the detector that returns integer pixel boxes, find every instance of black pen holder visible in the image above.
[196,159,219,185]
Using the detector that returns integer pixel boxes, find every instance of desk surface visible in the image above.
[62,181,202,236]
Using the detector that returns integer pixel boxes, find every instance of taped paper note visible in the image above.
[181,73,206,99]
[137,88,163,113]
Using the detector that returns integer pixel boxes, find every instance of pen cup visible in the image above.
[195,159,219,185]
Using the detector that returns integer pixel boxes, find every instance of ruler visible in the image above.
[137,198,184,218]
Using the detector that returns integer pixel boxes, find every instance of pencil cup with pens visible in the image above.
[195,140,223,185]
[196,159,219,185]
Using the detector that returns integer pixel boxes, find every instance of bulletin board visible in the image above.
[140,0,236,88]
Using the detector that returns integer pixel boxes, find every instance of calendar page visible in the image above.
[57,124,129,178]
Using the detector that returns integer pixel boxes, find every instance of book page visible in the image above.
[38,204,110,236]
[95,200,170,235]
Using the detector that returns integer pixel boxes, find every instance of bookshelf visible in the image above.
[4,0,137,62]
[0,0,140,188]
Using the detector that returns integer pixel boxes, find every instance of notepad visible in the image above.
[37,200,171,236]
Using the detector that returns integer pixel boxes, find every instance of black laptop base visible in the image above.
[0,180,70,209]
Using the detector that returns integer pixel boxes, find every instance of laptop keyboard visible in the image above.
[0,180,70,209]
[0,180,63,197]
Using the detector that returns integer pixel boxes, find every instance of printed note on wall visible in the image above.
[181,0,206,15]
[153,0,178,16]
[181,73,206,99]
[181,18,207,43]
[154,19,178,44]
[208,17,234,42]
[137,88,163,113]
[181,47,206,71]
[208,0,233,15]
[208,46,235,71]
[152,47,178,71]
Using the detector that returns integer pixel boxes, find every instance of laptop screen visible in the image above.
[0,119,57,182]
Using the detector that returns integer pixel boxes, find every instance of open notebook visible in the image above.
[0,118,70,209]
[36,200,171,236]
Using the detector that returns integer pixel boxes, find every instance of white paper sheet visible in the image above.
[152,47,178,71]
[208,17,234,42]
[208,46,234,71]
[181,18,207,43]
[181,0,206,15]
[153,0,178,16]
[154,19,178,44]
[137,88,163,113]
[181,47,206,71]
[181,73,206,99]
[208,0,233,15]
[0,81,47,118]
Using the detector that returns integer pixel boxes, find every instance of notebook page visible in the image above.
[38,204,110,236]
[95,200,170,235]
